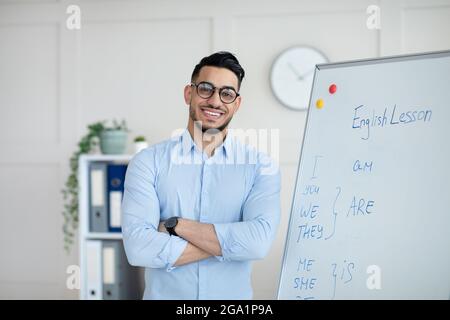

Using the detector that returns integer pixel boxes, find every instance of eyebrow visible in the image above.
[221,85,237,91]
[201,81,237,92]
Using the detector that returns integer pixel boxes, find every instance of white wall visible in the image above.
[0,0,449,299]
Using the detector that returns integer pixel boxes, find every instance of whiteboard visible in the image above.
[277,51,450,300]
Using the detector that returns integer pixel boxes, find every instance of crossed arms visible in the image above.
[121,150,280,270]
[155,219,217,266]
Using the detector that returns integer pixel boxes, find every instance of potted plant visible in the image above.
[99,119,130,154]
[61,121,105,253]
[62,119,130,253]
[133,135,148,153]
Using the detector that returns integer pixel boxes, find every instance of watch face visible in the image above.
[270,46,328,110]
[165,217,178,228]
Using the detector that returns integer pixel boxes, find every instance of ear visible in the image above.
[184,84,192,105]
[233,95,242,113]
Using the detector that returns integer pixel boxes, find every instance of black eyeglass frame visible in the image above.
[190,81,240,104]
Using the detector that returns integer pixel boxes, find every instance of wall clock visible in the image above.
[270,46,328,110]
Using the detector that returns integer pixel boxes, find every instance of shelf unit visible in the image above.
[78,154,137,299]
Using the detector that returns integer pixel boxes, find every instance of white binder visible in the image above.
[109,191,122,229]
[102,244,117,299]
[89,163,108,232]
[86,240,103,300]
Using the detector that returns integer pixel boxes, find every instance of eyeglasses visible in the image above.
[191,81,239,104]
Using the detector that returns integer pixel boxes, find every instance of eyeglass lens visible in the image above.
[196,82,237,103]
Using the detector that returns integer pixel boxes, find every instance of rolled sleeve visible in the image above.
[213,154,281,261]
[162,235,188,272]
[121,149,187,271]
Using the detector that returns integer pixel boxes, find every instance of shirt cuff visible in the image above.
[212,223,230,261]
[164,235,188,272]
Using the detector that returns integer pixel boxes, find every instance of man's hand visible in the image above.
[158,218,214,266]
[175,218,222,256]
[158,218,222,256]
[158,221,167,233]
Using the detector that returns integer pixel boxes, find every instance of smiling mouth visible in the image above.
[200,107,225,120]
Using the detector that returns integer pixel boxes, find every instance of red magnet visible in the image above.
[329,84,337,94]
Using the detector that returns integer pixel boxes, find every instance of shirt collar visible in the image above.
[180,129,232,159]
[180,129,196,155]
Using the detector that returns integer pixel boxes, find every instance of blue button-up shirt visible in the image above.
[121,129,281,299]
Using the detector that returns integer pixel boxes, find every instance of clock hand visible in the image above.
[287,62,303,80]
[298,67,316,80]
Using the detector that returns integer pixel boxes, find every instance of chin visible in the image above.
[194,121,223,133]
[199,124,222,133]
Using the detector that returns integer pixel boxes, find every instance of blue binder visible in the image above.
[107,164,128,232]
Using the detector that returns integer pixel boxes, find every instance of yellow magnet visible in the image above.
[316,98,324,109]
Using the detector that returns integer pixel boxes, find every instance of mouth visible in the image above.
[200,107,225,121]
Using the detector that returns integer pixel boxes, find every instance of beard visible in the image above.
[189,104,233,133]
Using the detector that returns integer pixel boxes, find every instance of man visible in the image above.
[121,51,281,299]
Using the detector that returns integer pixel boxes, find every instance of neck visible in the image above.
[187,120,227,157]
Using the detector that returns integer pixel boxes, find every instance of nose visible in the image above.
[206,89,222,108]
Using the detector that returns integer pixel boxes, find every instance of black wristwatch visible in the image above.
[164,217,179,236]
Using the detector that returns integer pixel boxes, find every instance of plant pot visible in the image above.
[100,130,128,154]
[134,141,148,153]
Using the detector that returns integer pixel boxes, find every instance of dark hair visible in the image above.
[191,51,245,90]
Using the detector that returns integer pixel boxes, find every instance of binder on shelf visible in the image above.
[102,240,140,300]
[107,164,128,232]
[89,162,109,233]
[82,157,141,301]
[102,240,119,300]
[86,240,103,300]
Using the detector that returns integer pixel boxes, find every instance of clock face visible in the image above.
[270,46,328,110]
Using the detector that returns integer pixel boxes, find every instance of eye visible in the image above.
[198,83,214,95]
[221,89,237,103]
[221,89,234,98]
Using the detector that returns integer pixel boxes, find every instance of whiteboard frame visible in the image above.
[276,49,450,299]
[317,49,450,70]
